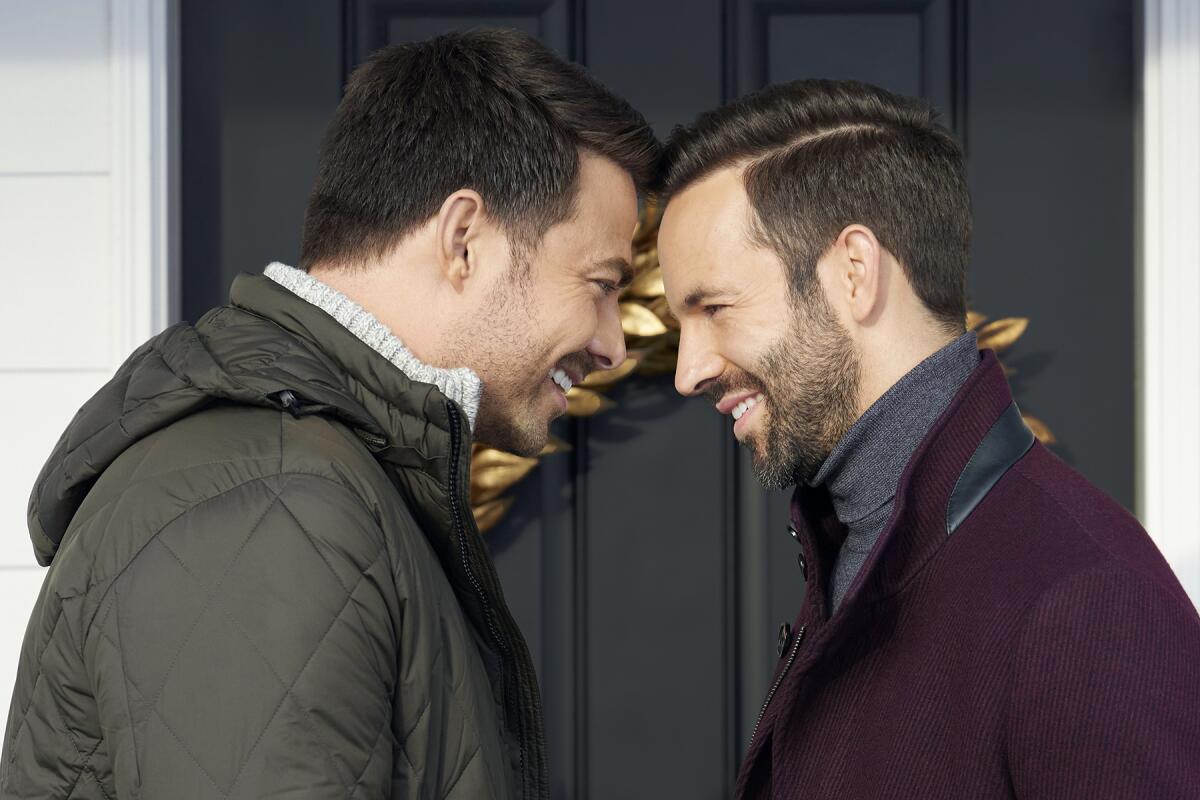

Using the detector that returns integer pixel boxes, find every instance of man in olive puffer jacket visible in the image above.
[2,29,657,800]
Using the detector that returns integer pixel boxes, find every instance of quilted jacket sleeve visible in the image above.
[85,473,400,799]
[1005,567,1200,798]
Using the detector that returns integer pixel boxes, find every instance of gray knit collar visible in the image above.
[809,331,981,526]
[263,262,482,431]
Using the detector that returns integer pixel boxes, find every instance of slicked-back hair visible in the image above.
[300,29,659,270]
[659,79,970,332]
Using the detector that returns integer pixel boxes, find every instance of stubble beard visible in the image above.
[474,373,551,458]
[447,262,554,458]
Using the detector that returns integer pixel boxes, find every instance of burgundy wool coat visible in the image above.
[736,351,1200,799]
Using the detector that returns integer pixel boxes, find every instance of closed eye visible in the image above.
[594,280,620,296]
[703,304,728,318]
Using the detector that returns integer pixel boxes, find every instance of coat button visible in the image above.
[777,623,792,657]
[797,552,808,580]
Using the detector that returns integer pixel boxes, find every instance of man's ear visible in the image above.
[836,224,884,324]
[435,189,485,291]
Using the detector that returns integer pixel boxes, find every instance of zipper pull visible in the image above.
[354,428,388,451]
[273,389,302,418]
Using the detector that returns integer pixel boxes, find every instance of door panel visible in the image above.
[731,0,961,122]
[348,0,574,56]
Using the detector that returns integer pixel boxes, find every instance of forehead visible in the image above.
[574,151,638,240]
[535,151,638,268]
[659,166,760,298]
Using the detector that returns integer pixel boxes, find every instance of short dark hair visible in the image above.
[659,79,970,331]
[300,28,659,269]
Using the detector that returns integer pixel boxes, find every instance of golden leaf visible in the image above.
[471,447,538,504]
[631,249,659,274]
[542,435,573,455]
[474,497,515,534]
[975,317,1028,353]
[635,345,680,376]
[644,296,680,330]
[1022,414,1056,445]
[566,387,615,416]
[472,446,538,473]
[966,311,988,331]
[579,356,641,390]
[626,266,665,299]
[632,200,662,246]
[620,302,670,337]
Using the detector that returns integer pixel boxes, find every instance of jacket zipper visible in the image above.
[356,429,387,450]
[445,402,529,797]
[748,624,806,747]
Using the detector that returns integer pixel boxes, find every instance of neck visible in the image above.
[855,324,958,418]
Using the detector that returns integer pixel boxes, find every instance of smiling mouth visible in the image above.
[548,367,575,394]
[731,393,763,421]
[714,389,767,442]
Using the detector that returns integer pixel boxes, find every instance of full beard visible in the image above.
[713,290,861,489]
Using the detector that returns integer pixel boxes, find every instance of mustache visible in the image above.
[703,367,768,405]
[559,351,597,379]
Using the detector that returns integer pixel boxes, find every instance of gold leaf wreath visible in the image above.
[471,203,1053,532]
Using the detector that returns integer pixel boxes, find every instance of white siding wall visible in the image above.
[0,0,170,708]
[1141,0,1200,610]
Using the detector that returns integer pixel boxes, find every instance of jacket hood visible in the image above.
[27,273,465,566]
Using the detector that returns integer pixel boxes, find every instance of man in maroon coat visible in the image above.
[656,79,1200,798]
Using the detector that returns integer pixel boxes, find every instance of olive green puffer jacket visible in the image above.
[1,274,546,799]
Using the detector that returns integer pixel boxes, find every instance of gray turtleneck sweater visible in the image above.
[809,331,981,612]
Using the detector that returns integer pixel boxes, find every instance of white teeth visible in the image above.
[549,368,573,393]
[731,394,764,422]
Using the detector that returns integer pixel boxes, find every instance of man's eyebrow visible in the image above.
[594,256,635,288]
[682,284,730,310]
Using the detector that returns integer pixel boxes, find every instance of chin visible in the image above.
[506,434,548,459]
[751,456,799,491]
[746,429,806,491]
[475,419,549,458]
[473,393,555,454]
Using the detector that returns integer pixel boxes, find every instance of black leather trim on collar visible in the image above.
[946,403,1035,535]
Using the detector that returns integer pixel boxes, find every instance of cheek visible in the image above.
[515,296,595,368]
[492,283,602,373]
[710,321,760,365]
[554,293,604,347]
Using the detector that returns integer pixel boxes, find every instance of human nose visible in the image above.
[674,324,724,397]
[587,298,628,371]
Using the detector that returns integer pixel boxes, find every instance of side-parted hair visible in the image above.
[658,79,970,332]
[300,28,659,270]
